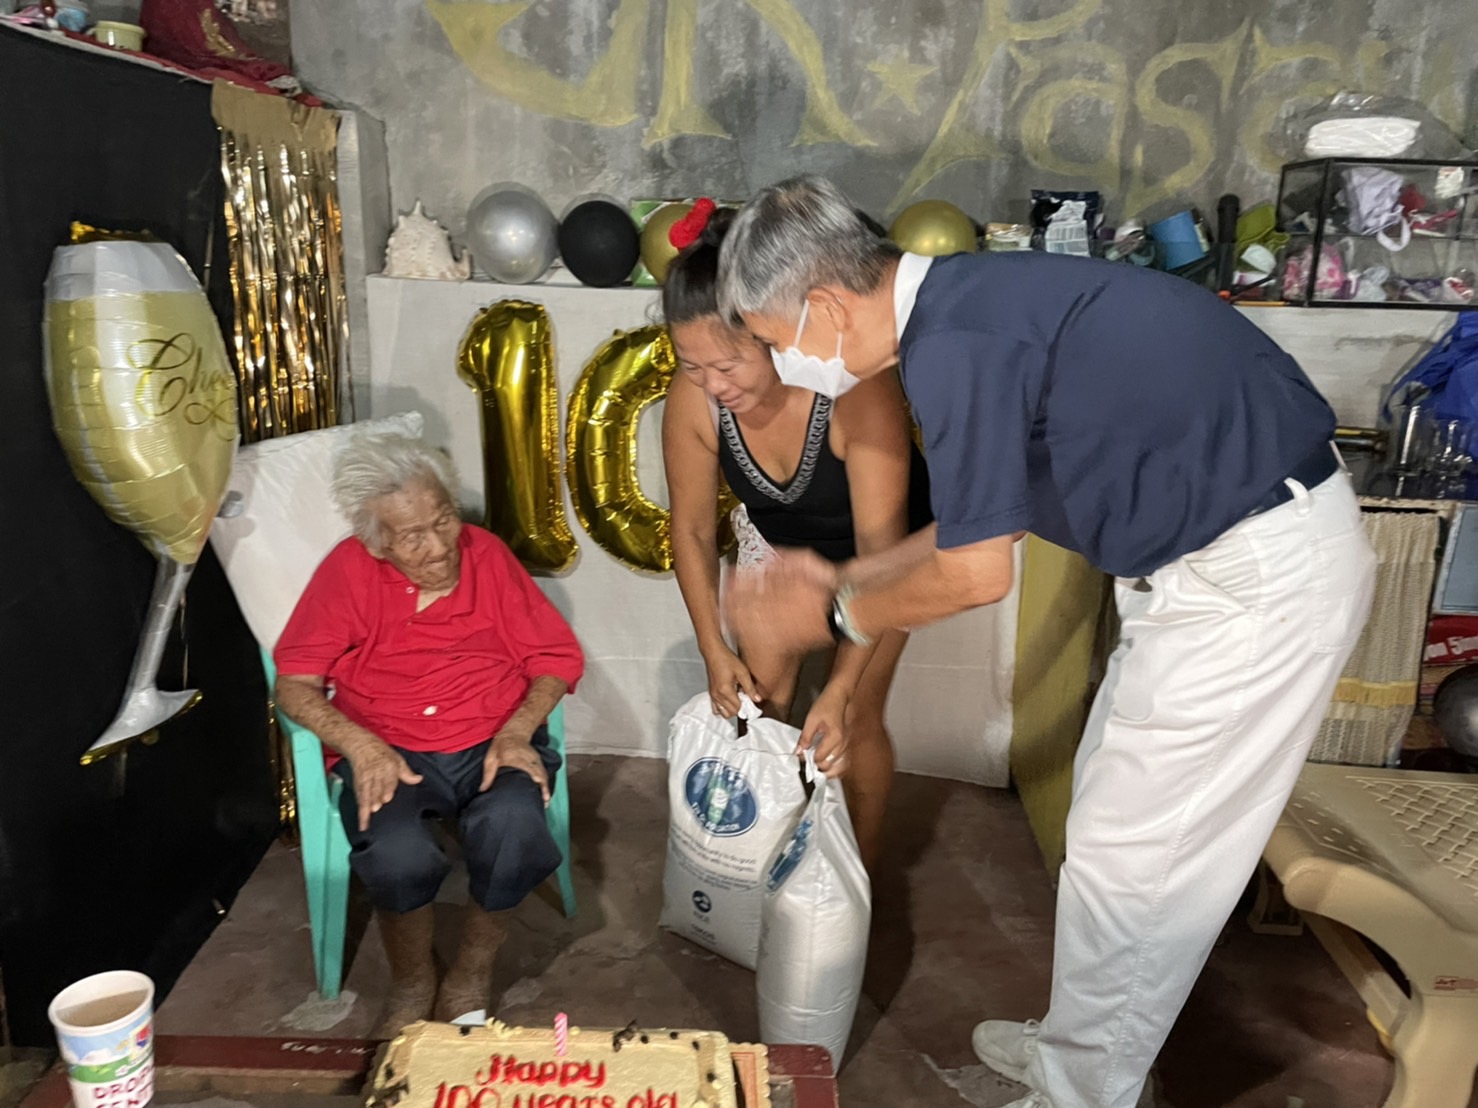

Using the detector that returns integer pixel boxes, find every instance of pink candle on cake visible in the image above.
[555,1012,568,1056]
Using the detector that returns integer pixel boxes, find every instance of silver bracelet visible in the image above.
[832,585,874,647]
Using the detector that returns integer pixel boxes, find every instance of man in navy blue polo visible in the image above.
[717,176,1375,1108]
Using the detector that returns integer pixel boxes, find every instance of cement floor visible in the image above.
[157,754,1426,1108]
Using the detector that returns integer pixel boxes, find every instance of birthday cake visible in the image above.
[367,1020,770,1108]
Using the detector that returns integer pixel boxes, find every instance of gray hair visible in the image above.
[717,175,900,321]
[331,432,459,551]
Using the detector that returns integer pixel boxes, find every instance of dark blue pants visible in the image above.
[333,729,562,913]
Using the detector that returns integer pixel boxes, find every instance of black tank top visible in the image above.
[717,394,933,563]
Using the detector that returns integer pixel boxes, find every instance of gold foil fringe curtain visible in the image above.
[212,81,351,443]
[211,82,350,831]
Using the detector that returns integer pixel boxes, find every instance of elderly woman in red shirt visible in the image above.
[274,433,583,1036]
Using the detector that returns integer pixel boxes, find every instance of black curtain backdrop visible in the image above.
[0,27,277,1045]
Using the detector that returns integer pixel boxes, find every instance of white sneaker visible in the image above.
[971,1017,1041,1084]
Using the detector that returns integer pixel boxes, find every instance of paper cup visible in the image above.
[48,971,155,1108]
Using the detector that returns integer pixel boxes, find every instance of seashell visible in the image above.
[383,200,471,281]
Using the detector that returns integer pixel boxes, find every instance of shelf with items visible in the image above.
[1277,157,1478,309]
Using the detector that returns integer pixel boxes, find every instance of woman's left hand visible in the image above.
[799,684,850,776]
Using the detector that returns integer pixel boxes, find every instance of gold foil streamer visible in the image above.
[212,82,348,827]
[212,81,349,443]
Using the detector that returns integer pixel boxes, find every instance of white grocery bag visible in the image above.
[661,691,808,969]
[756,755,872,1069]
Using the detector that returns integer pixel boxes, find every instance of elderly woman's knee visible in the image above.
[463,792,558,870]
[353,824,449,892]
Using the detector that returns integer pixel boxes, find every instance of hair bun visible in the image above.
[699,206,735,248]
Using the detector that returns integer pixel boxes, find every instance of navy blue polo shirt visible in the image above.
[898,252,1336,578]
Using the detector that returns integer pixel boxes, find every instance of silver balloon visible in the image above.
[466,187,558,284]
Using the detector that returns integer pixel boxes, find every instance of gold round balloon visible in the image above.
[457,299,578,574]
[639,202,693,285]
[45,241,238,566]
[566,325,735,574]
[889,199,979,256]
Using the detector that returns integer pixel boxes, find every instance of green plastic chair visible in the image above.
[262,650,577,1000]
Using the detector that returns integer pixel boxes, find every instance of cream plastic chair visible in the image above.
[1264,763,1478,1108]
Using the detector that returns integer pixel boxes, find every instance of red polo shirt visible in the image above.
[274,525,583,756]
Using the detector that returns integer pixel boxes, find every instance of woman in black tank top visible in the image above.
[660,203,933,874]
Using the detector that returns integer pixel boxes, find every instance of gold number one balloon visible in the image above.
[456,300,578,573]
[45,238,238,762]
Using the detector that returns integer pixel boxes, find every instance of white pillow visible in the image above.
[210,412,425,652]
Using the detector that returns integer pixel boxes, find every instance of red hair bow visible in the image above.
[668,198,718,251]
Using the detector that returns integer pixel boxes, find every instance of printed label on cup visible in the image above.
[48,971,156,1108]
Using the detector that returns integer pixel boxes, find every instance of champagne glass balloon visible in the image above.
[45,239,238,761]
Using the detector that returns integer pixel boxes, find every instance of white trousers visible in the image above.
[1029,470,1377,1108]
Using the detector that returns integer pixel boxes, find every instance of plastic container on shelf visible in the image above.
[1276,157,1478,309]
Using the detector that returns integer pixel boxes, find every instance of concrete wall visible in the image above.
[292,0,1477,245]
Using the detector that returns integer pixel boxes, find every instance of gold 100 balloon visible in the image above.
[457,300,736,577]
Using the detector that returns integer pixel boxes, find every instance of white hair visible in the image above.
[717,175,900,321]
[331,432,459,551]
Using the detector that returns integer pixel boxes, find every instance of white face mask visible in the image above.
[769,301,861,398]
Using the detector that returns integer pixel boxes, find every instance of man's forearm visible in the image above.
[848,547,1010,641]
[275,677,385,761]
[839,525,938,593]
[499,675,569,741]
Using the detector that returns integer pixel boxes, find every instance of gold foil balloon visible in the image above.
[566,326,734,573]
[639,202,693,285]
[44,239,238,759]
[456,299,578,573]
[889,199,979,256]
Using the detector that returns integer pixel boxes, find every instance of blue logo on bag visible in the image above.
[692,891,712,913]
[684,757,758,836]
[766,816,813,892]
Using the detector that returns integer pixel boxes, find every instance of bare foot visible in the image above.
[432,973,489,1023]
[374,978,438,1039]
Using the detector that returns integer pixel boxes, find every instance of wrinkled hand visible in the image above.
[724,555,836,658]
[703,645,762,719]
[348,740,423,832]
[482,729,551,805]
[800,684,850,777]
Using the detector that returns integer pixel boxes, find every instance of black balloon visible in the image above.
[1434,664,1478,760]
[558,201,641,287]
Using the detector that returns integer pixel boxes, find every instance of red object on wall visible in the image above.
[1425,615,1478,664]
[139,0,294,87]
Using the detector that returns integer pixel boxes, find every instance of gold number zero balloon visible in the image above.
[457,299,578,574]
[889,199,979,256]
[566,326,735,574]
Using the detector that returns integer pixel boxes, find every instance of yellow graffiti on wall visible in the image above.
[1122,22,1247,217]
[427,0,1457,218]
[425,0,652,127]
[1014,43,1128,198]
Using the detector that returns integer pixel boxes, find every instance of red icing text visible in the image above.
[434,1056,684,1108]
